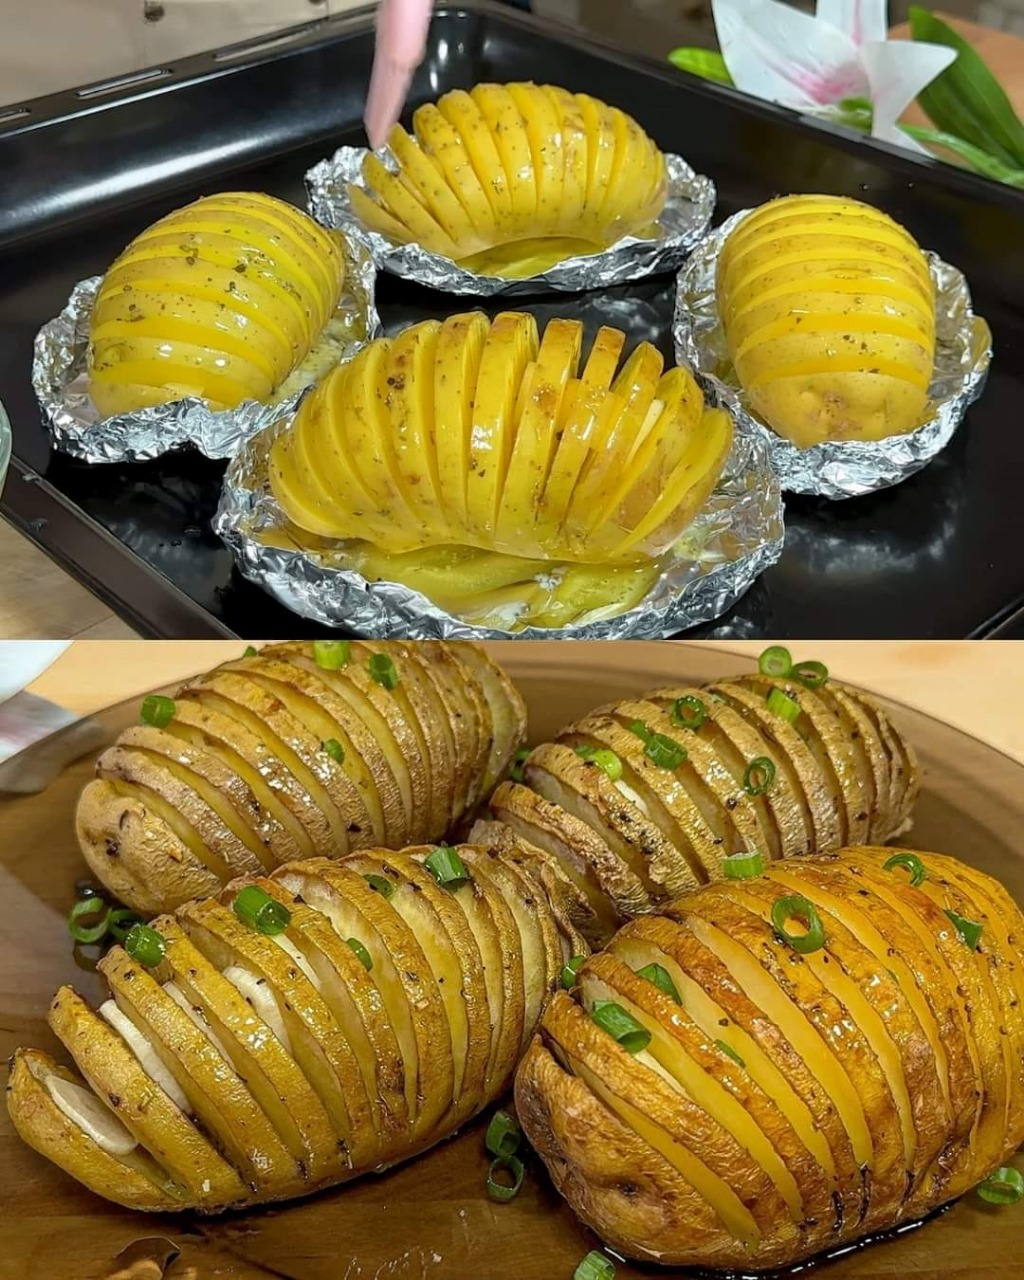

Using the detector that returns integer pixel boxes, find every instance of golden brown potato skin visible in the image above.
[8,841,583,1214]
[75,641,526,914]
[516,846,1024,1272]
[482,672,918,942]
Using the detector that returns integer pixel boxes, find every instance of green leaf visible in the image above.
[668,47,734,87]
[833,96,873,132]
[909,7,1024,168]
[901,123,1024,187]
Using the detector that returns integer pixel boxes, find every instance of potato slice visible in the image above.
[508,83,565,237]
[186,671,357,852]
[98,943,296,1192]
[7,1051,182,1211]
[413,641,484,818]
[154,920,342,1184]
[413,99,510,237]
[449,641,527,793]
[361,153,461,258]
[706,680,844,852]
[465,312,539,542]
[259,873,410,1153]
[433,313,490,530]
[49,986,245,1207]
[673,892,907,1230]
[580,959,809,1231]
[352,850,491,1131]
[470,84,537,239]
[220,657,398,849]
[115,725,274,872]
[541,993,763,1248]
[277,860,454,1138]
[470,816,602,951]
[90,749,241,883]
[76,777,223,913]
[180,893,379,1169]
[386,125,482,250]
[494,318,582,559]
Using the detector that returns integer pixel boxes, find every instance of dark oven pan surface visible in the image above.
[2,2,1023,638]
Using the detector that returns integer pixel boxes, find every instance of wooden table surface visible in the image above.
[25,638,1024,765]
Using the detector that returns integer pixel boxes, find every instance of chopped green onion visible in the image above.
[561,955,585,989]
[771,894,826,954]
[670,695,707,731]
[792,660,829,689]
[510,747,531,783]
[743,757,776,796]
[368,652,400,689]
[140,694,175,729]
[363,873,394,899]
[233,885,291,936]
[636,962,681,1005]
[574,1251,616,1280]
[346,937,373,971]
[322,737,346,764]
[977,1166,1024,1204]
[485,1109,522,1160]
[486,1153,525,1203]
[575,744,623,781]
[715,1039,745,1069]
[627,720,687,770]
[590,1000,651,1054]
[313,639,351,670]
[758,646,792,677]
[68,896,111,945]
[883,851,927,888]
[107,908,144,944]
[723,850,765,880]
[944,908,983,951]
[243,645,258,658]
[123,923,167,968]
[766,687,801,724]
[425,845,470,891]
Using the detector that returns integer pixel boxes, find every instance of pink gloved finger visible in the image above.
[364,0,435,150]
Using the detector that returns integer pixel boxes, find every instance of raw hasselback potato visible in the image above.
[476,672,918,944]
[516,846,1024,1271]
[717,194,936,447]
[75,641,526,914]
[89,192,346,417]
[270,312,733,568]
[351,83,668,276]
[7,842,586,1212]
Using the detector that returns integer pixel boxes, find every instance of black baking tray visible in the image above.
[2,1,1024,639]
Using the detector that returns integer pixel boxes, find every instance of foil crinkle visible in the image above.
[674,208,992,500]
[33,236,380,464]
[213,415,785,640]
[306,147,716,297]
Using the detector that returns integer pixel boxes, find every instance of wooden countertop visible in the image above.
[25,639,1024,766]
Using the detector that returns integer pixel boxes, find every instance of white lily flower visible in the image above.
[711,0,957,152]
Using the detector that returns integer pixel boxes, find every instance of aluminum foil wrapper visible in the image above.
[214,417,784,640]
[306,147,715,297]
[674,209,992,500]
[33,237,381,465]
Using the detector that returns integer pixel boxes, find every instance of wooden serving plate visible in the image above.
[2,642,1022,1280]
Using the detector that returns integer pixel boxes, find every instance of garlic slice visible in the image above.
[222,965,292,1054]
[47,1075,137,1156]
[100,999,190,1112]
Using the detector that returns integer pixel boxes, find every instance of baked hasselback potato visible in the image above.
[75,641,525,914]
[717,194,936,447]
[89,192,346,417]
[351,83,668,276]
[478,670,917,942]
[269,313,733,568]
[516,845,1024,1271]
[7,842,585,1212]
